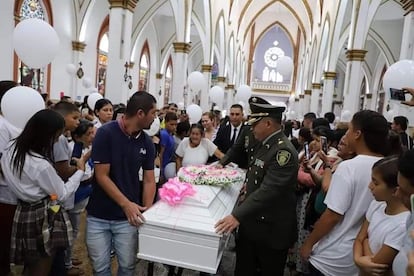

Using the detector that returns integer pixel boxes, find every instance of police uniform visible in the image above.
[231,99,299,276]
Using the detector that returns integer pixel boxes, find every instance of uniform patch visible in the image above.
[276,150,291,166]
[244,135,249,148]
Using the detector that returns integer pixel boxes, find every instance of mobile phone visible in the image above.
[320,136,328,154]
[180,110,187,115]
[411,194,414,214]
[304,142,311,160]
[81,108,89,116]
[390,88,407,101]
[70,142,83,166]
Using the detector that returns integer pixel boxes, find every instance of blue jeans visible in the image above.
[86,216,138,276]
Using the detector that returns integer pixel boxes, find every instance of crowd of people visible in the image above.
[1,79,414,276]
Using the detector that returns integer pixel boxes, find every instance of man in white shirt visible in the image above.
[300,110,389,276]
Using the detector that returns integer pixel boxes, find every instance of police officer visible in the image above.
[215,97,299,276]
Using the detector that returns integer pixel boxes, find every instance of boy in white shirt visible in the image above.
[300,110,389,276]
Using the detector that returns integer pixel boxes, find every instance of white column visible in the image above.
[303,90,311,115]
[321,72,337,114]
[400,1,414,59]
[299,95,305,118]
[342,50,367,113]
[217,76,227,110]
[201,65,212,111]
[310,84,321,114]
[105,0,137,104]
[70,41,86,101]
[172,42,191,105]
[226,84,235,112]
[155,73,163,107]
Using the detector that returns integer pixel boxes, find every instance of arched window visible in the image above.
[97,16,109,95]
[253,25,293,83]
[164,57,173,104]
[139,42,150,91]
[18,0,47,92]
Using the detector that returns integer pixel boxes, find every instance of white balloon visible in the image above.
[143,117,160,136]
[383,60,414,100]
[177,102,185,110]
[187,71,206,92]
[90,87,98,94]
[209,86,224,104]
[186,104,203,124]
[236,85,252,102]
[1,86,45,129]
[66,64,76,75]
[340,110,352,122]
[82,77,92,89]
[164,162,177,179]
[13,18,60,69]
[277,56,294,77]
[87,92,103,110]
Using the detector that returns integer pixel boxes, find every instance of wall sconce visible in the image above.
[124,62,133,89]
[76,62,84,79]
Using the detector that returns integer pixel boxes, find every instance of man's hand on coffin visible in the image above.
[215,215,240,234]
[122,201,147,226]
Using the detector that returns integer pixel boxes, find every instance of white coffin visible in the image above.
[138,181,243,274]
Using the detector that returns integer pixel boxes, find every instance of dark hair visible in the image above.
[298,127,312,143]
[176,121,190,136]
[10,109,65,178]
[398,149,414,186]
[312,126,334,142]
[372,155,399,188]
[125,91,156,117]
[165,112,178,122]
[351,110,389,155]
[53,101,80,116]
[283,120,293,137]
[112,103,126,120]
[168,103,178,108]
[324,112,335,123]
[71,119,94,140]
[189,123,204,136]
[387,130,403,156]
[230,104,243,111]
[304,112,317,120]
[0,81,18,112]
[312,118,330,129]
[94,98,113,115]
[393,116,408,131]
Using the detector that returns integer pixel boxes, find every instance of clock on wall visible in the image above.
[264,41,285,68]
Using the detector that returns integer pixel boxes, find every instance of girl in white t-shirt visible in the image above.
[175,123,224,170]
[354,156,410,276]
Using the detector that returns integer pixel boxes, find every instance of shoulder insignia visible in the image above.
[276,150,291,166]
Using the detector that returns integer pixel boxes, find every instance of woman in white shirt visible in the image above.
[175,123,223,170]
[0,109,86,276]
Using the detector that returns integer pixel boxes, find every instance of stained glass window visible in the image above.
[98,33,109,95]
[164,58,173,104]
[139,47,150,91]
[18,0,46,92]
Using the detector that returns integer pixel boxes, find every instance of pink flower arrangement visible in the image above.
[158,177,196,206]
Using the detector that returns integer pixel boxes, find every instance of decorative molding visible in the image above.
[128,62,134,69]
[312,83,322,89]
[156,73,163,79]
[108,0,138,12]
[72,41,86,52]
[201,65,213,72]
[346,49,367,61]
[217,76,226,83]
[226,84,235,89]
[304,89,312,95]
[299,94,305,99]
[401,0,414,14]
[173,42,191,53]
[323,71,337,79]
